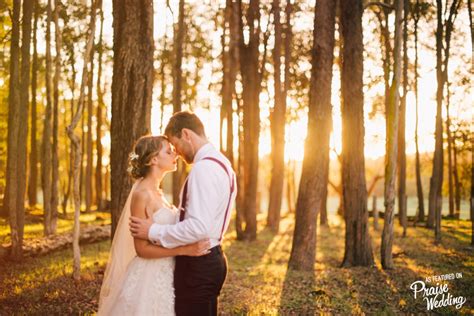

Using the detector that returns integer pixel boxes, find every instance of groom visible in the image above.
[130,111,237,316]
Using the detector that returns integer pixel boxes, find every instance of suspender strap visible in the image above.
[178,157,235,241]
[179,179,189,222]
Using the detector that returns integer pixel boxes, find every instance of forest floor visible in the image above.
[0,210,472,315]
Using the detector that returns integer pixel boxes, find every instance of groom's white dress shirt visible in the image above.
[148,143,237,249]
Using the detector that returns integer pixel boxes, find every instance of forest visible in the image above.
[0,0,473,314]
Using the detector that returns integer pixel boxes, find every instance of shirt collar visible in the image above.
[193,142,213,163]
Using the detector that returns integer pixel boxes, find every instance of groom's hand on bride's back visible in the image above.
[129,216,153,240]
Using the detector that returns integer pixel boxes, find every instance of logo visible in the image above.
[409,272,466,311]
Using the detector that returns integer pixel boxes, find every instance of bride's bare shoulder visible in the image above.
[130,186,153,208]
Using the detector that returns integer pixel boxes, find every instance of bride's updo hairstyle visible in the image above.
[128,135,168,179]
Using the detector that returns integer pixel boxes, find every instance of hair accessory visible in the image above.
[129,152,139,161]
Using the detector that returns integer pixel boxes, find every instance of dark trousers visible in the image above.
[174,245,227,316]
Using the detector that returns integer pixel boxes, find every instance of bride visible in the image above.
[98,135,210,315]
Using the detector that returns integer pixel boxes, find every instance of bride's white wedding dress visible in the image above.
[98,204,177,316]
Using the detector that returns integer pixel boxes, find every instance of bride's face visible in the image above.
[155,141,178,172]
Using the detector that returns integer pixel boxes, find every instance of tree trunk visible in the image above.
[283,1,293,216]
[340,0,374,267]
[42,0,54,236]
[28,0,39,208]
[397,0,408,237]
[86,40,95,212]
[4,0,32,260]
[238,0,262,241]
[373,196,379,230]
[446,85,454,218]
[172,0,185,206]
[267,0,288,233]
[80,104,85,205]
[288,0,336,271]
[286,160,296,213]
[221,0,239,167]
[62,53,77,215]
[381,0,403,270]
[414,0,425,222]
[320,183,328,226]
[16,0,33,256]
[374,7,392,122]
[471,144,474,245]
[61,91,70,216]
[67,0,98,280]
[428,0,445,234]
[442,0,461,220]
[51,0,62,232]
[235,101,246,239]
[452,134,461,217]
[95,3,104,211]
[414,0,425,223]
[159,6,170,133]
[469,0,473,245]
[111,0,153,238]
[430,0,460,242]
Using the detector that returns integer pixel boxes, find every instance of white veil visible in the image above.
[98,180,140,315]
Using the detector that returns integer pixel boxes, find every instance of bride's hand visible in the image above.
[181,239,211,256]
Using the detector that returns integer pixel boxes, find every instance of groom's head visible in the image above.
[164,111,206,164]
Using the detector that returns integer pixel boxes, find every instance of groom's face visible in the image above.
[169,135,194,164]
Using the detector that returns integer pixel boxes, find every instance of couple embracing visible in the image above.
[98,111,237,316]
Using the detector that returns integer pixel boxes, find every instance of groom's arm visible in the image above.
[148,161,225,248]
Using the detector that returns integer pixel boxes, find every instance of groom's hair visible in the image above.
[165,111,206,139]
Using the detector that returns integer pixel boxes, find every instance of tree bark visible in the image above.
[4,0,33,259]
[288,0,336,271]
[381,0,403,270]
[62,53,77,215]
[467,0,473,245]
[238,0,262,241]
[42,0,54,236]
[286,160,296,213]
[95,3,104,211]
[267,0,289,233]
[373,195,379,230]
[235,98,245,239]
[374,7,392,121]
[28,0,39,208]
[397,0,408,238]
[51,0,62,232]
[221,0,239,168]
[86,36,95,212]
[67,0,99,280]
[17,0,33,256]
[172,0,185,206]
[413,0,425,223]
[430,0,460,242]
[111,0,153,238]
[340,0,374,267]
[428,0,444,232]
[446,85,454,218]
[442,0,460,220]
[320,183,328,226]
[452,133,461,217]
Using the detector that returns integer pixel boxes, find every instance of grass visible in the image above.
[0,211,472,314]
[0,209,111,245]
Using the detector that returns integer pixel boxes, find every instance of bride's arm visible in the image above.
[131,191,210,259]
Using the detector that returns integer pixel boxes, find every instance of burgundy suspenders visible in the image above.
[178,157,235,241]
